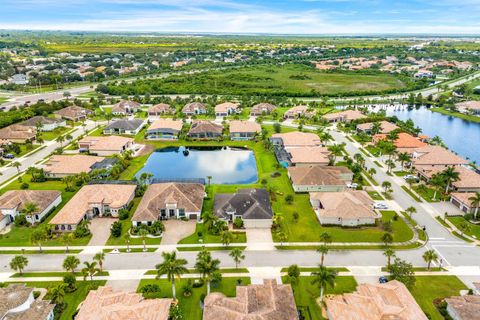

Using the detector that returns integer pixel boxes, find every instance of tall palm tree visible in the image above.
[311,266,337,304]
[195,250,221,295]
[383,247,395,268]
[63,255,80,273]
[61,232,74,253]
[138,228,148,252]
[430,174,445,200]
[317,245,329,267]
[397,152,411,170]
[82,261,100,280]
[49,284,66,305]
[319,232,332,245]
[406,206,417,219]
[124,233,131,253]
[441,167,460,193]
[56,135,65,147]
[229,248,245,269]
[12,161,21,173]
[468,192,480,220]
[422,250,438,270]
[155,251,188,300]
[30,228,47,252]
[22,202,39,221]
[220,230,233,246]
[93,252,105,272]
[381,232,393,246]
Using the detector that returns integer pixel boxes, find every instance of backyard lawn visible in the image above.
[409,276,467,320]
[282,276,358,320]
[137,277,251,320]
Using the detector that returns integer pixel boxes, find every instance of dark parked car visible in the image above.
[379,276,389,284]
[3,153,14,159]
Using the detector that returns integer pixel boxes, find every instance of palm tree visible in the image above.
[30,228,47,252]
[277,232,287,246]
[220,230,233,246]
[93,252,105,272]
[430,174,445,200]
[385,159,395,173]
[10,255,28,275]
[317,245,329,267]
[382,181,392,193]
[327,144,343,165]
[320,132,333,145]
[12,161,21,173]
[138,228,148,252]
[422,249,438,270]
[56,135,65,147]
[229,248,245,269]
[124,233,131,252]
[63,255,80,273]
[397,152,411,170]
[22,202,39,221]
[368,168,376,177]
[468,192,480,220]
[371,122,382,135]
[381,232,393,246]
[195,250,221,295]
[207,176,212,187]
[406,206,417,219]
[82,261,99,280]
[383,247,395,268]
[61,232,74,253]
[62,175,75,190]
[49,284,66,305]
[155,251,188,300]
[320,232,332,245]
[441,167,460,193]
[311,266,337,304]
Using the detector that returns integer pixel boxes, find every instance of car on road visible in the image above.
[374,202,389,210]
[403,174,419,182]
[379,276,388,284]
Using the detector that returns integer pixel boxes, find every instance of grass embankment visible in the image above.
[431,107,480,123]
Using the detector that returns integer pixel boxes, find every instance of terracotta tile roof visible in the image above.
[445,295,480,320]
[310,190,378,219]
[284,105,314,118]
[188,121,223,135]
[54,106,92,120]
[132,183,204,222]
[50,184,136,225]
[44,155,105,175]
[0,284,53,320]
[271,131,321,148]
[450,192,477,207]
[215,102,238,113]
[288,147,330,165]
[79,136,134,152]
[356,121,399,133]
[413,146,468,166]
[0,124,36,141]
[76,286,171,320]
[288,165,351,186]
[203,279,298,320]
[147,119,183,132]
[323,110,366,121]
[182,102,206,114]
[21,116,64,127]
[250,103,276,115]
[4,300,54,320]
[374,132,427,150]
[418,166,480,189]
[0,190,61,214]
[148,103,175,114]
[229,120,261,134]
[326,280,427,320]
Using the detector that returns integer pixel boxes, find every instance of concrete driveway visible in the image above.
[161,220,196,245]
[87,218,116,246]
[246,228,274,251]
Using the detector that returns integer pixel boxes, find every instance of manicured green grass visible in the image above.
[373,160,383,167]
[177,246,247,251]
[393,171,409,177]
[0,249,82,254]
[409,276,467,320]
[401,185,422,202]
[367,191,384,200]
[143,268,249,275]
[40,126,72,141]
[280,267,349,273]
[11,271,109,278]
[436,216,450,228]
[431,107,480,123]
[365,145,381,156]
[447,216,480,239]
[19,280,105,320]
[105,64,408,97]
[178,223,246,244]
[138,277,251,320]
[283,276,357,320]
[413,185,442,202]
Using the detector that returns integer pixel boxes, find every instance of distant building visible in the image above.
[322,110,366,123]
[229,120,261,140]
[250,103,276,116]
[182,102,207,116]
[103,119,144,135]
[146,119,183,140]
[214,102,239,116]
[0,284,54,320]
[21,116,66,132]
[54,106,93,121]
[43,155,114,178]
[356,121,399,134]
[445,295,480,320]
[78,136,134,156]
[111,100,141,115]
[10,74,28,85]
[270,131,321,149]
[147,103,175,118]
[0,124,36,143]
[187,121,223,140]
[284,105,314,119]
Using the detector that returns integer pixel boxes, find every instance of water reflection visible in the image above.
[136,146,258,184]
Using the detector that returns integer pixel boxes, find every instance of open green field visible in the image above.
[103,64,409,97]
[138,277,251,320]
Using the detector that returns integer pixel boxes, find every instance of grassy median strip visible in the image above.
[11,271,109,278]
[0,249,82,254]
[176,246,247,251]
[401,185,422,202]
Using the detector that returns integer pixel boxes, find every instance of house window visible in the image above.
[179,209,185,218]
[160,209,166,217]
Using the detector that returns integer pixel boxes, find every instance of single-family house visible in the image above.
[43,155,114,178]
[373,132,428,153]
[412,146,468,171]
[250,103,276,116]
[288,147,330,166]
[0,124,36,143]
[450,192,480,214]
[215,102,239,116]
[445,295,480,320]
[147,103,175,118]
[146,119,183,140]
[455,101,480,115]
[310,191,379,226]
[322,110,366,123]
[288,165,353,192]
[356,120,399,134]
[76,286,172,320]
[270,131,321,148]
[203,280,298,320]
[111,100,140,115]
[0,284,55,320]
[188,121,223,140]
[182,102,207,115]
[284,105,314,119]
[326,280,427,320]
[0,190,61,228]
[54,106,93,121]
[132,183,205,225]
[78,136,134,156]
[103,119,144,135]
[50,184,136,232]
[416,165,480,193]
[229,120,261,140]
[21,116,66,132]
[214,188,273,228]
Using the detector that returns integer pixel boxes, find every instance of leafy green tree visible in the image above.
[441,167,460,193]
[61,232,74,253]
[406,206,417,219]
[422,250,438,270]
[220,230,233,246]
[82,261,100,280]
[138,228,148,252]
[287,264,300,285]
[63,255,80,273]
[381,232,393,246]
[155,251,188,300]
[30,227,47,252]
[10,255,28,275]
[383,247,395,268]
[94,252,106,272]
[229,248,245,269]
[468,192,480,220]
[195,250,221,295]
[388,257,416,288]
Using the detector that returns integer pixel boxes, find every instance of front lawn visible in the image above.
[409,276,467,320]
[137,277,251,320]
[413,185,443,202]
[447,216,480,239]
[283,276,358,320]
[40,126,72,141]
[178,223,246,244]
[367,191,384,200]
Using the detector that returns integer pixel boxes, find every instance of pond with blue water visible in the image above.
[136,146,258,184]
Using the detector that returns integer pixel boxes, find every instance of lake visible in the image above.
[386,106,480,164]
[136,146,258,184]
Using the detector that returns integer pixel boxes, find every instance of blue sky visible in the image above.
[1,0,480,34]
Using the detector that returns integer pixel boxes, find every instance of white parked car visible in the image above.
[347,182,358,188]
[404,175,419,182]
[374,202,389,210]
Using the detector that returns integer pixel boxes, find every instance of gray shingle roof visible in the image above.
[214,188,273,220]
[105,119,144,131]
